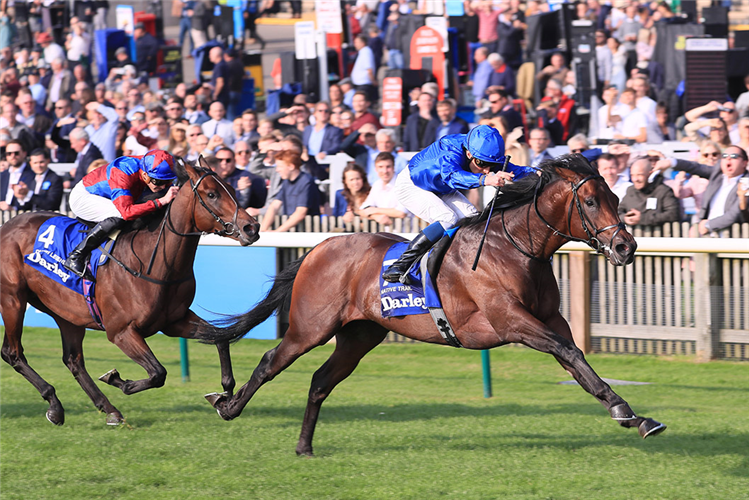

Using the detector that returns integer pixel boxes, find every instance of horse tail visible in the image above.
[201,253,309,344]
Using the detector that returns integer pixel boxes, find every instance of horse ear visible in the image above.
[198,155,210,171]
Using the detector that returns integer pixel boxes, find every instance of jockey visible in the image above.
[63,150,180,280]
[382,125,537,284]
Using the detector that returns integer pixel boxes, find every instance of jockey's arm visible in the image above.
[109,167,161,220]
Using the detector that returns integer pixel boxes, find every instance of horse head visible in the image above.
[172,156,260,246]
[537,154,636,266]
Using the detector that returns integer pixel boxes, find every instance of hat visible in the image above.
[35,32,52,44]
[115,47,128,56]
[339,77,352,86]
[146,101,164,111]
[463,125,506,164]
[134,22,145,30]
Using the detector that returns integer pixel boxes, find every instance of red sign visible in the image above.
[409,26,445,100]
[381,77,403,127]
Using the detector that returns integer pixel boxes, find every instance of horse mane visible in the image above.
[459,153,597,230]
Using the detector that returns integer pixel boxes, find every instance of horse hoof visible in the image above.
[638,418,667,439]
[106,413,124,426]
[46,409,64,426]
[295,447,314,457]
[99,369,119,384]
[610,403,637,421]
[204,391,228,407]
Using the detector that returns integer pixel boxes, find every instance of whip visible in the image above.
[472,155,511,271]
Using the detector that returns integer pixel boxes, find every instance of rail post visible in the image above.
[569,251,591,353]
[694,253,720,362]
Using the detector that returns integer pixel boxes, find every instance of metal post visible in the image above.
[180,337,190,382]
[481,350,492,398]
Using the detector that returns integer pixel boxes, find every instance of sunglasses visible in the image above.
[702,152,720,158]
[6,151,22,156]
[149,177,172,186]
[473,158,499,169]
[236,150,250,154]
[55,105,67,109]
[317,109,330,113]
[722,153,746,160]
[116,106,127,110]
[488,99,500,104]
[217,158,233,163]
[571,148,587,153]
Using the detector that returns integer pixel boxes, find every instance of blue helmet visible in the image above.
[463,125,506,164]
[142,150,177,181]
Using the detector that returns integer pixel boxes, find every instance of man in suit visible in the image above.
[45,58,74,111]
[68,127,104,188]
[655,145,749,235]
[0,140,35,211]
[46,99,78,163]
[302,101,344,180]
[27,148,64,211]
[201,101,235,147]
[528,127,554,168]
[16,90,52,135]
[434,99,469,142]
[402,91,439,152]
[484,88,524,134]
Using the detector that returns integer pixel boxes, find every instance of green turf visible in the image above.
[1,328,748,499]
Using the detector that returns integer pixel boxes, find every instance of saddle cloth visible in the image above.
[24,216,112,296]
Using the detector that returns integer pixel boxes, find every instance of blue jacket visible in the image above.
[409,134,535,195]
[302,124,344,156]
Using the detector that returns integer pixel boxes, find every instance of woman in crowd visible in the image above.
[168,123,189,157]
[332,163,371,223]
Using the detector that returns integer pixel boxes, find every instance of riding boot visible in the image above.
[382,232,437,285]
[63,217,124,282]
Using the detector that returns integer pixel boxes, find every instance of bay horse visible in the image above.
[0,157,259,426]
[201,154,666,456]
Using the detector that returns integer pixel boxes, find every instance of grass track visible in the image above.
[1,328,749,499]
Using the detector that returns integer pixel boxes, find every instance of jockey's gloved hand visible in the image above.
[159,186,180,206]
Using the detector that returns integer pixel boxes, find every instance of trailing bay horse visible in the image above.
[0,157,259,425]
[201,154,666,456]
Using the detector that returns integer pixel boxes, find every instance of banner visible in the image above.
[409,26,445,100]
[381,77,403,126]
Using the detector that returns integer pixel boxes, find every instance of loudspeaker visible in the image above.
[735,30,749,49]
[703,6,728,39]
[280,52,297,86]
[295,58,320,99]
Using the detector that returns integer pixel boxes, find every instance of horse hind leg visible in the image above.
[296,322,388,457]
[0,290,65,425]
[56,318,125,425]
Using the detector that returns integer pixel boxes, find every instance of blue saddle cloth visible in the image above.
[379,242,443,318]
[24,217,109,296]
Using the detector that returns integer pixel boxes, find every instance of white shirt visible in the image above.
[67,32,91,61]
[34,170,49,194]
[616,106,647,139]
[351,46,375,86]
[609,175,633,201]
[124,135,149,156]
[597,104,623,140]
[201,118,235,147]
[707,175,741,221]
[4,164,33,205]
[43,43,66,65]
[361,176,408,214]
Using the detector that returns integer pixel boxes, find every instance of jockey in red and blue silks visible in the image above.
[382,125,536,284]
[63,150,179,281]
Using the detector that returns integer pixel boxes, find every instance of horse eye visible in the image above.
[585,198,596,207]
[207,192,217,200]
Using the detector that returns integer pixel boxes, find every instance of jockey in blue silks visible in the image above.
[382,125,537,284]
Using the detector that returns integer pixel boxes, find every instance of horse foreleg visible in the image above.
[296,323,388,457]
[1,288,65,425]
[102,328,167,395]
[161,311,235,397]
[517,312,666,439]
[57,319,124,425]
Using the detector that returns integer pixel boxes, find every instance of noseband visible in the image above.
[504,173,625,261]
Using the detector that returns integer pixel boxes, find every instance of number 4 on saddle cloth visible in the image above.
[24,217,115,328]
[379,233,463,348]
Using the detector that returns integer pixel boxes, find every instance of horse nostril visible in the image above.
[244,223,260,237]
[615,243,629,255]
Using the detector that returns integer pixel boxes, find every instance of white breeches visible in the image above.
[394,169,478,230]
[69,182,123,222]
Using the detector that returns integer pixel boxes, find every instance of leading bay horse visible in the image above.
[0,157,259,425]
[201,154,666,456]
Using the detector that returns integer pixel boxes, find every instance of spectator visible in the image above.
[618,158,680,226]
[488,53,515,97]
[351,34,377,102]
[737,116,749,153]
[471,47,492,106]
[595,29,612,91]
[484,88,523,133]
[260,150,320,232]
[248,134,282,201]
[165,96,185,124]
[123,112,150,156]
[168,123,188,157]
[360,152,408,225]
[27,148,63,211]
[597,152,632,201]
[65,17,92,67]
[201,101,235,147]
[375,128,407,173]
[684,100,740,145]
[342,122,380,184]
[350,90,381,132]
[333,162,371,222]
[631,75,660,143]
[45,58,73,111]
[367,24,383,70]
[16,90,51,135]
[609,87,647,143]
[208,46,229,107]
[133,22,159,75]
[37,32,65,66]
[234,140,252,169]
[302,101,344,180]
[212,146,267,215]
[735,74,749,118]
[738,176,749,221]
[496,0,525,70]
[536,52,569,95]
[111,47,132,69]
[528,127,553,168]
[1,103,35,151]
[47,98,78,163]
[541,78,575,142]
[616,3,641,74]
[184,93,209,125]
[339,109,354,136]
[655,145,749,235]
[328,84,346,110]
[403,91,438,152]
[476,0,499,53]
[0,140,33,210]
[84,101,119,161]
[684,116,731,151]
[434,98,469,141]
[243,0,266,49]
[655,101,676,142]
[608,37,627,92]
[666,142,715,223]
[125,88,145,121]
[339,77,356,109]
[69,127,103,187]
[190,0,210,49]
[238,110,259,143]
[27,71,47,108]
[185,124,204,161]
[384,8,404,69]
[536,100,564,146]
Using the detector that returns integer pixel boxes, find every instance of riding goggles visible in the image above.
[149,176,173,187]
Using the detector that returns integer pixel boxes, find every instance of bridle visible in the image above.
[503,171,626,262]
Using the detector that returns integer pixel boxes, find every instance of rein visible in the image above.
[502,172,625,261]
[105,169,241,286]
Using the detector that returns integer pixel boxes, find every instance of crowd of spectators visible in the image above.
[0,0,747,235]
